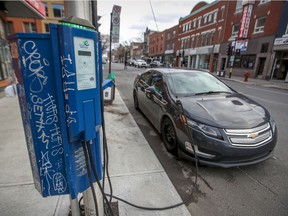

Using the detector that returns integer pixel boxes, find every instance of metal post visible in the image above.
[109,12,112,74]
[64,2,104,216]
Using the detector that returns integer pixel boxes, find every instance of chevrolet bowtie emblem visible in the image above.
[247,133,258,139]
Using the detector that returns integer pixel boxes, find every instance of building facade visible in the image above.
[163,25,178,67]
[41,1,65,33]
[0,0,45,88]
[271,1,288,81]
[218,0,286,79]
[148,31,165,62]
[176,1,227,71]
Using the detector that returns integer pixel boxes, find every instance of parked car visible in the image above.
[133,68,277,168]
[129,59,136,66]
[135,59,148,68]
[102,58,107,64]
[150,60,164,68]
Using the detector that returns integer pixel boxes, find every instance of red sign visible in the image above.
[24,0,46,18]
[239,4,253,39]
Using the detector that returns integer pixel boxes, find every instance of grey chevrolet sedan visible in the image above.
[133,68,277,168]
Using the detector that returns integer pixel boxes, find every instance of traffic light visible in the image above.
[226,43,232,56]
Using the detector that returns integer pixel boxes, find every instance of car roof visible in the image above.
[147,68,208,75]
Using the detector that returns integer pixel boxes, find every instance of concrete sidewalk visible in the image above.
[220,75,288,91]
[0,89,191,215]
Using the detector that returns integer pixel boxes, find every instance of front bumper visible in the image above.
[176,126,277,168]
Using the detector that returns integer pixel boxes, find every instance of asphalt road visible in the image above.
[104,63,288,216]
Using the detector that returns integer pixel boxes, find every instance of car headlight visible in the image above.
[269,118,276,133]
[186,118,223,139]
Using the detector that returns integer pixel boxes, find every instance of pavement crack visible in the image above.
[198,174,214,191]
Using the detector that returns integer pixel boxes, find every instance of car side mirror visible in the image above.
[144,86,157,95]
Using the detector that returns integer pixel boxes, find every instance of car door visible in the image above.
[137,71,152,115]
[144,72,167,130]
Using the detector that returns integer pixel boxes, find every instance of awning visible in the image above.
[2,0,46,19]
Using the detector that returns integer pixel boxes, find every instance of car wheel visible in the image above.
[133,91,139,110]
[161,118,178,155]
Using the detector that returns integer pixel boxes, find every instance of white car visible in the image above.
[135,59,148,68]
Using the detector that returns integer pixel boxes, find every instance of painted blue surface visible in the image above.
[9,23,103,199]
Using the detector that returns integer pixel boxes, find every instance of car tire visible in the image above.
[133,91,139,110]
[161,117,178,155]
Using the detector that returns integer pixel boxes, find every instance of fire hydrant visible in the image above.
[244,71,249,82]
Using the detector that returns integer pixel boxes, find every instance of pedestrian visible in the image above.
[124,60,128,69]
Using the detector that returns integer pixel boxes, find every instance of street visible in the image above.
[104,62,288,216]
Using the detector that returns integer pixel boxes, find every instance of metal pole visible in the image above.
[109,12,112,74]
[64,1,103,216]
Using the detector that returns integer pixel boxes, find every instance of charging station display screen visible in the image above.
[74,37,96,90]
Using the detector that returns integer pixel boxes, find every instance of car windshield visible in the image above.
[167,72,233,97]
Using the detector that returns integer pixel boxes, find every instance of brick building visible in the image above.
[0,0,45,88]
[148,31,165,62]
[164,25,178,67]
[218,0,286,79]
[177,1,228,71]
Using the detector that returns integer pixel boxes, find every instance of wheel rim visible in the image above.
[164,121,176,148]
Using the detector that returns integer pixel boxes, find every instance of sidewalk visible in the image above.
[0,90,191,215]
[220,75,288,91]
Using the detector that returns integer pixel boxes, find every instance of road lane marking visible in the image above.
[246,86,288,96]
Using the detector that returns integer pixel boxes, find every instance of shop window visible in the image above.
[254,17,266,33]
[285,23,288,35]
[52,4,64,18]
[261,43,269,53]
[23,22,36,33]
[234,55,241,68]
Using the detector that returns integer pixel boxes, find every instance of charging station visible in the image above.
[9,18,104,199]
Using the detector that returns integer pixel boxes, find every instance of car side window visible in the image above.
[151,73,164,96]
[140,72,152,87]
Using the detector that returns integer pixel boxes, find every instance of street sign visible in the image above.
[111,5,121,43]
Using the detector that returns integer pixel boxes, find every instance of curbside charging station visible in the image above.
[9,18,110,200]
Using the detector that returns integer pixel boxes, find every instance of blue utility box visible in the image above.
[9,21,103,199]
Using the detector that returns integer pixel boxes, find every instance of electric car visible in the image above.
[133,68,277,168]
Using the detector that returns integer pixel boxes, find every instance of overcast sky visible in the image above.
[98,0,214,43]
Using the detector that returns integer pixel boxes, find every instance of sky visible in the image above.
[98,0,214,44]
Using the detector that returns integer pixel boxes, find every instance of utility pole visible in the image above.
[64,1,104,216]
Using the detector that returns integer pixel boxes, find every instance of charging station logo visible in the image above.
[80,40,89,49]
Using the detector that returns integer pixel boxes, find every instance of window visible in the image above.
[140,72,152,85]
[228,55,256,68]
[191,36,194,48]
[221,6,225,19]
[172,43,175,50]
[52,4,64,18]
[23,22,36,33]
[193,19,196,28]
[195,35,199,47]
[198,18,201,28]
[232,24,240,37]
[254,17,266,33]
[173,31,176,38]
[235,0,243,13]
[285,23,288,35]
[261,43,269,53]
[44,3,48,16]
[210,31,215,45]
[217,28,222,43]
[259,0,270,4]
[7,21,14,35]
[204,16,207,24]
[208,14,212,23]
[45,24,50,33]
[213,12,218,22]
[167,33,170,40]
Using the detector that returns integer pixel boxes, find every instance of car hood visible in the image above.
[180,93,269,129]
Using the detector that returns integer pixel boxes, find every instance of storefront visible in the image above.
[0,0,45,88]
[271,37,288,81]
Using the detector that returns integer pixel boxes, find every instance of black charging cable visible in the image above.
[86,141,115,216]
[81,141,99,216]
